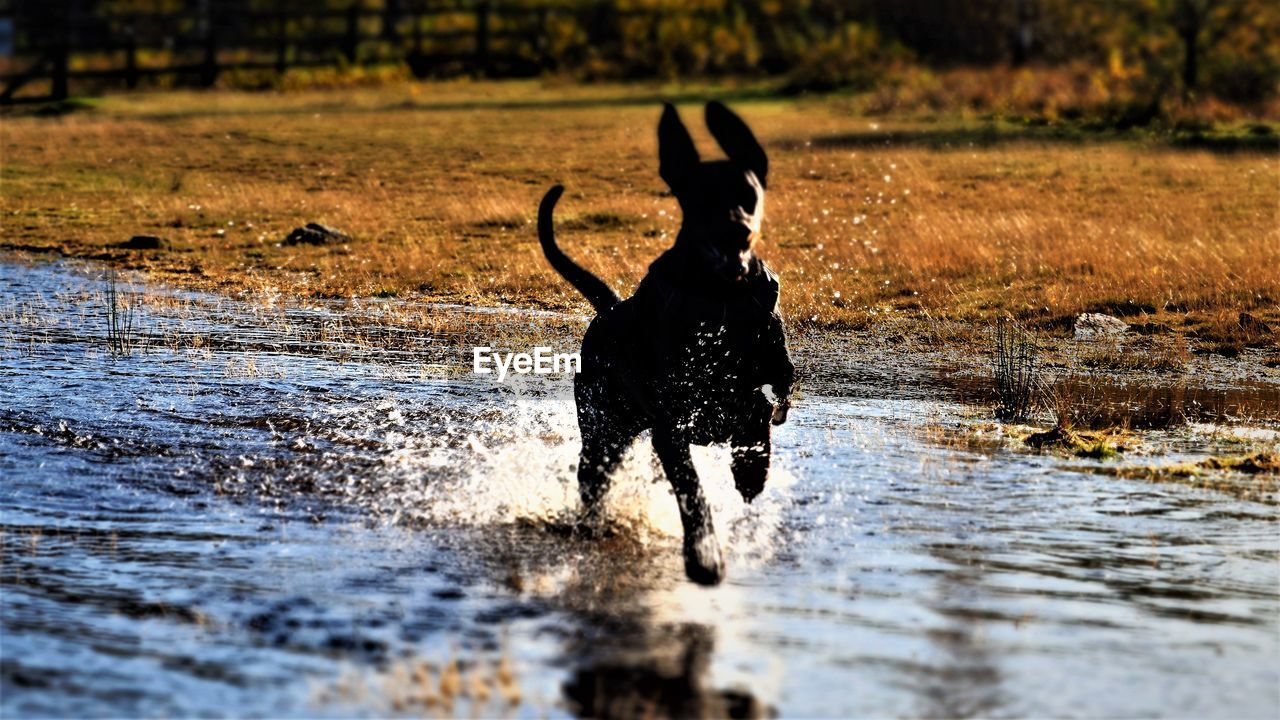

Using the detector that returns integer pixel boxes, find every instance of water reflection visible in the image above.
[914,546,1005,719]
[563,623,767,720]
[468,522,771,718]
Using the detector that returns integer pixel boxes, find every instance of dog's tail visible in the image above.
[538,185,621,314]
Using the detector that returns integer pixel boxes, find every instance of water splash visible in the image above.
[366,375,796,566]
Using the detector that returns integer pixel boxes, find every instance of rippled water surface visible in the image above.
[2,260,1278,718]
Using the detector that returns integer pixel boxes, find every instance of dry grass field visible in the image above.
[2,81,1277,353]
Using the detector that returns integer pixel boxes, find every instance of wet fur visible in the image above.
[538,102,795,585]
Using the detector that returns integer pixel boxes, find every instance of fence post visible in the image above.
[474,1,490,75]
[51,0,70,100]
[381,0,400,42]
[125,22,138,89]
[534,7,549,67]
[276,13,288,75]
[200,4,218,87]
[344,3,360,64]
[51,46,69,100]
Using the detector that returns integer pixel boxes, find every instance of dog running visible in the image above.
[537,101,795,585]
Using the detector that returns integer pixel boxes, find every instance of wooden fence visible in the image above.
[0,1,727,104]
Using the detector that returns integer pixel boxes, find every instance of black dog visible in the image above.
[538,101,795,585]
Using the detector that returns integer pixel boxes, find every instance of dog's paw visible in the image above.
[574,506,609,540]
[731,443,769,503]
[770,401,790,426]
[683,530,725,586]
[736,478,765,504]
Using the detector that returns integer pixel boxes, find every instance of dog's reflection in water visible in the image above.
[492,524,774,719]
[563,622,771,720]
[476,522,773,719]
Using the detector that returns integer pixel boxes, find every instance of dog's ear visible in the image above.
[658,103,700,193]
[705,101,768,188]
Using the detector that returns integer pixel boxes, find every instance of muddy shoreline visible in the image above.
[6,251,1277,424]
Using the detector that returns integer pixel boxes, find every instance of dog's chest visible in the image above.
[647,289,769,389]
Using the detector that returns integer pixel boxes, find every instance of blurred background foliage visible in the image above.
[8,0,1279,120]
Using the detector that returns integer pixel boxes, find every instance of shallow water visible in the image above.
[2,260,1278,718]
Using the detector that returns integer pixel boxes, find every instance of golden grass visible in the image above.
[919,420,1277,502]
[1085,451,1280,504]
[312,641,523,715]
[2,81,1277,344]
[1073,334,1192,373]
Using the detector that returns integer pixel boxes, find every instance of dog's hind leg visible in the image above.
[731,393,775,503]
[573,365,643,535]
[653,431,725,586]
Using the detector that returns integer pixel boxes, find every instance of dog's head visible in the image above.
[658,101,768,283]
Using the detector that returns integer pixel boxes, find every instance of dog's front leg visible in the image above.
[653,431,724,586]
[731,393,774,503]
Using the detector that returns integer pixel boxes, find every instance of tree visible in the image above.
[1171,0,1213,91]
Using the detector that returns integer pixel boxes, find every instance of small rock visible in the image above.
[284,222,352,246]
[1074,312,1129,339]
[117,235,165,250]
